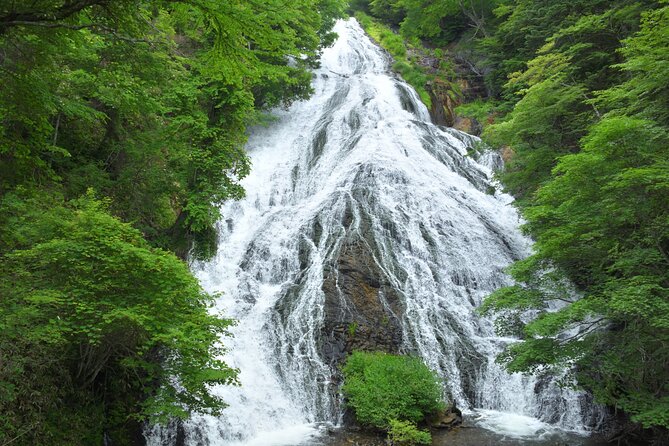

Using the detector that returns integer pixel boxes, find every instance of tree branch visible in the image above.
[0,21,149,43]
[0,0,106,28]
[0,424,36,446]
[557,318,606,345]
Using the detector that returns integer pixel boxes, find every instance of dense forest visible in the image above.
[1,0,668,445]
[0,1,345,444]
[350,0,668,442]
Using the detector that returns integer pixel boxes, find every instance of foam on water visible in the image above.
[474,410,558,438]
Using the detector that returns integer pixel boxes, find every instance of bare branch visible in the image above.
[557,318,606,345]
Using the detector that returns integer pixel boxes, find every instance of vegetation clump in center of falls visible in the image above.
[342,351,446,445]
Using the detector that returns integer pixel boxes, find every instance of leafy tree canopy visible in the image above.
[0,191,237,443]
[0,0,346,257]
[481,1,669,433]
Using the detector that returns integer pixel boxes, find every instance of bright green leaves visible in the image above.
[350,0,500,44]
[388,419,432,445]
[400,0,466,42]
[342,351,444,444]
[486,78,591,200]
[484,1,654,199]
[481,285,545,314]
[485,76,669,432]
[0,192,238,442]
[475,1,669,432]
[607,276,669,328]
[596,4,669,125]
[0,0,345,257]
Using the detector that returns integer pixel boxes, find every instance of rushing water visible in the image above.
[148,19,603,446]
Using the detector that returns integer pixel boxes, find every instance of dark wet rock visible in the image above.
[320,206,405,367]
[321,428,388,446]
[431,404,463,430]
[432,412,462,429]
[396,83,418,116]
[453,116,482,136]
[321,232,404,364]
[427,78,457,127]
[404,46,488,134]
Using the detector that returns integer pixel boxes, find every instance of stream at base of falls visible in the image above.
[204,413,609,446]
[216,411,609,446]
[147,18,607,446]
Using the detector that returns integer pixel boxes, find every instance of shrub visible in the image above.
[454,99,501,127]
[341,351,445,430]
[388,419,432,445]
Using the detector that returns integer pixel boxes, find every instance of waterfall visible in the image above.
[148,19,602,446]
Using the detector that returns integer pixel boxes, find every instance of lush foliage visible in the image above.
[342,351,443,443]
[0,0,344,444]
[478,2,669,427]
[0,192,238,443]
[454,99,499,125]
[485,0,654,200]
[478,0,669,434]
[388,419,432,445]
[0,0,346,257]
[350,0,499,43]
[355,12,461,108]
[355,0,669,438]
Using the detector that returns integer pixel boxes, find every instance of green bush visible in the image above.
[342,351,445,430]
[381,30,407,58]
[388,419,432,445]
[455,99,499,124]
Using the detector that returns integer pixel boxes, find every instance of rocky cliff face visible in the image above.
[427,78,457,127]
[320,204,405,366]
[418,52,488,135]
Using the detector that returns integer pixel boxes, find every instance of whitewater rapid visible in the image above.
[147,19,601,446]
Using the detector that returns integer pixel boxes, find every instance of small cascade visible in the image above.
[148,19,602,446]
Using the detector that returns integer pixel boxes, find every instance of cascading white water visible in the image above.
[148,19,601,446]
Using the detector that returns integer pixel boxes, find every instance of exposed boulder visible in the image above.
[431,404,463,430]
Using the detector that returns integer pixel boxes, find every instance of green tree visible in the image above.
[483,116,669,429]
[0,192,238,444]
[0,0,345,257]
[481,2,669,433]
[398,0,465,43]
[596,3,669,126]
[369,0,406,26]
[484,1,651,200]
